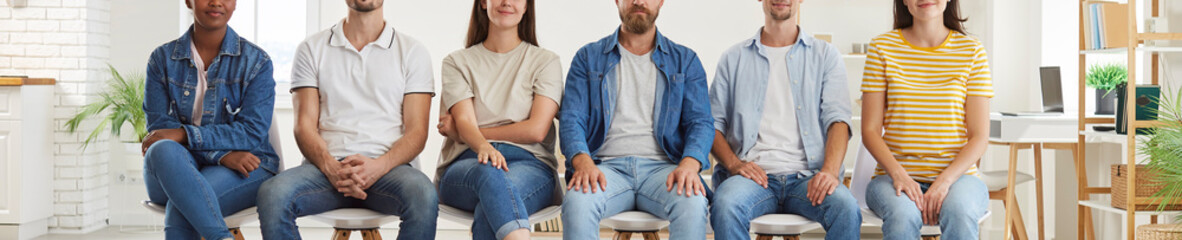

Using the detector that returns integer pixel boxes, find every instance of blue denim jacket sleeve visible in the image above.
[678,54,715,171]
[144,50,184,132]
[817,44,852,138]
[182,58,276,152]
[559,46,594,168]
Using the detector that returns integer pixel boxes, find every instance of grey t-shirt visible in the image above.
[595,45,668,162]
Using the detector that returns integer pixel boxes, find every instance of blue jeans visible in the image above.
[256,163,438,240]
[439,143,556,240]
[710,171,861,240]
[144,140,275,240]
[866,175,988,240]
[561,157,709,240]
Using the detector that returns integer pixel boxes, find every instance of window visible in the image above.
[225,0,308,108]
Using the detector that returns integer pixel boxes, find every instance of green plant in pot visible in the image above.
[1140,86,1182,221]
[64,64,147,154]
[1086,63,1127,115]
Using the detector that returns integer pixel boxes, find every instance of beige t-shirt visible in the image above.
[438,42,564,177]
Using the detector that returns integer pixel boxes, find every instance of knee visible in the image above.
[257,177,297,212]
[561,193,601,218]
[143,140,186,169]
[823,190,860,212]
[937,203,981,226]
[709,195,746,219]
[669,195,709,217]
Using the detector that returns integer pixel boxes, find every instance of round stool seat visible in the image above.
[750,214,821,235]
[600,211,670,232]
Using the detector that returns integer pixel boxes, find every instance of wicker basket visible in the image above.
[1111,164,1182,211]
[1137,224,1182,240]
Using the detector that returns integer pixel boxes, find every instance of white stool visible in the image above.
[438,204,563,232]
[307,208,399,240]
[749,214,822,240]
[600,211,670,240]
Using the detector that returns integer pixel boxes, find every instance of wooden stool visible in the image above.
[308,208,400,240]
[750,214,820,240]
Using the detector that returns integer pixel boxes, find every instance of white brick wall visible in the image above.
[1,0,113,233]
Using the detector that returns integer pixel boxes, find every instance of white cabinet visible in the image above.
[0,78,55,240]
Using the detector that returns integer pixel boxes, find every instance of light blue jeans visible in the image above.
[143,140,274,240]
[256,163,438,240]
[710,171,861,240]
[439,143,556,240]
[561,157,709,240]
[866,174,988,240]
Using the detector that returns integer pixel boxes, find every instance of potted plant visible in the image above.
[1137,86,1182,237]
[1086,63,1127,115]
[64,64,146,167]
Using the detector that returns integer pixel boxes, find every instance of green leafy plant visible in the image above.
[1086,63,1128,96]
[1139,86,1182,220]
[64,64,147,151]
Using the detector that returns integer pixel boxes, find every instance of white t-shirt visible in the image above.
[747,44,808,175]
[189,41,208,126]
[596,45,668,162]
[290,20,435,166]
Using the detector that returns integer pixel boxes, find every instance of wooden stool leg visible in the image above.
[922,236,940,240]
[784,235,801,240]
[229,228,245,240]
[641,231,660,240]
[331,229,351,240]
[1033,144,1046,240]
[1008,194,1030,240]
[755,235,774,240]
[361,229,382,240]
[614,231,632,240]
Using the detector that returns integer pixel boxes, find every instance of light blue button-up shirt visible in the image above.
[709,28,852,174]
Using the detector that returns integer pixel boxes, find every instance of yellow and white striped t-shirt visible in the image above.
[861,29,993,183]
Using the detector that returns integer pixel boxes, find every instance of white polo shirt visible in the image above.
[290,20,435,166]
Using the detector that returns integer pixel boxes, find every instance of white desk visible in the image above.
[988,113,1080,240]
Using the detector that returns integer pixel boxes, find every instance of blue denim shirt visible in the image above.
[559,28,715,173]
[144,26,279,174]
[710,28,852,175]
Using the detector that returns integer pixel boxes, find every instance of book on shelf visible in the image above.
[1083,0,1129,50]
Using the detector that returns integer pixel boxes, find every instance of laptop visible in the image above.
[1001,66,1065,116]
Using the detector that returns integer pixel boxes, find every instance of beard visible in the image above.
[769,10,792,21]
[619,5,659,34]
[348,0,382,12]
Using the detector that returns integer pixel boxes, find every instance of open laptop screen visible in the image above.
[1040,66,1065,113]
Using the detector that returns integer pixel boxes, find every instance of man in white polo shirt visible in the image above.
[256,0,437,239]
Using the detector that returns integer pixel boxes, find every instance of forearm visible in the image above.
[478,119,548,144]
[820,122,850,176]
[711,130,743,171]
[376,128,426,170]
[934,135,988,186]
[294,129,337,171]
[863,132,907,178]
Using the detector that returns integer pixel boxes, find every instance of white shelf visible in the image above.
[1080,46,1182,54]
[1078,129,1150,144]
[1079,199,1182,216]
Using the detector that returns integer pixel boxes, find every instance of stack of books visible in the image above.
[1083,0,1129,50]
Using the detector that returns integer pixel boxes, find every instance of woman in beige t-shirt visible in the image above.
[435,0,563,240]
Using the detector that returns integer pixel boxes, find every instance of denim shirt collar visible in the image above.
[600,27,673,55]
[745,26,816,55]
[170,25,242,61]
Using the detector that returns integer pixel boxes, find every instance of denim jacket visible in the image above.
[710,28,852,177]
[144,26,279,174]
[559,28,715,174]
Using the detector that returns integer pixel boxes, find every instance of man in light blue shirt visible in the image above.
[709,0,859,239]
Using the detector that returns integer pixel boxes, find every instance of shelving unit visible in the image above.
[1076,0,1174,239]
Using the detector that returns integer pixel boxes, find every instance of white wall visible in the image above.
[1,0,114,233]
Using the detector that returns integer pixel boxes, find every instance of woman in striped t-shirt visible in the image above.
[861,0,991,239]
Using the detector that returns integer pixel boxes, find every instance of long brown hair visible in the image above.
[466,0,538,48]
[893,0,967,34]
